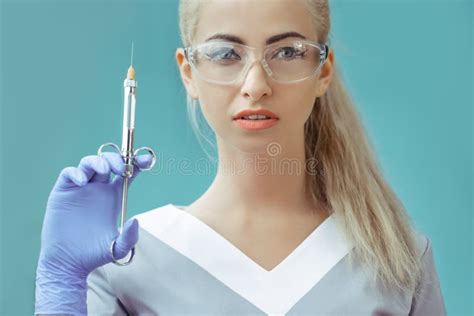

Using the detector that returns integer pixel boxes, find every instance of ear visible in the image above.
[175,48,199,99]
[315,48,334,97]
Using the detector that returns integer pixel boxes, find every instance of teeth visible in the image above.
[241,114,271,120]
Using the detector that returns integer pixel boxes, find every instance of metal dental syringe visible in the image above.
[98,43,157,266]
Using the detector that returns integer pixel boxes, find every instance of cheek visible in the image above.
[194,83,232,130]
[278,86,317,125]
[199,104,221,132]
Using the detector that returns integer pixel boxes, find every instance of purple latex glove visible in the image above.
[35,152,153,315]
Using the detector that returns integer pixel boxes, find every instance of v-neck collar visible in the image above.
[172,204,334,274]
[135,203,354,315]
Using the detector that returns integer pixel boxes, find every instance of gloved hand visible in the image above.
[35,152,154,315]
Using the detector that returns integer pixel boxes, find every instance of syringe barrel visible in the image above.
[121,78,137,161]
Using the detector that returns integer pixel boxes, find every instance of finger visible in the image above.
[129,154,155,184]
[77,155,110,183]
[111,154,153,187]
[99,152,126,178]
[134,153,154,171]
[55,167,88,189]
[111,166,140,188]
[112,218,139,260]
[89,155,112,183]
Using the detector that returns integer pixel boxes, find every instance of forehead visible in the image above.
[194,0,317,46]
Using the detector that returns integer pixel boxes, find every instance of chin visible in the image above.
[228,135,284,156]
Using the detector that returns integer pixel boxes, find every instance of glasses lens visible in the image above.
[189,41,323,84]
[265,41,322,82]
[190,42,247,84]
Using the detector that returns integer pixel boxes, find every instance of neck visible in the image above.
[200,130,322,221]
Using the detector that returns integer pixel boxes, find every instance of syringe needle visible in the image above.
[130,41,134,66]
[127,42,135,80]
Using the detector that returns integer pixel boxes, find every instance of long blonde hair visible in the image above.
[178,0,423,297]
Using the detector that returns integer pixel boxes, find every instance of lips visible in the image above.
[234,118,278,131]
[233,109,279,120]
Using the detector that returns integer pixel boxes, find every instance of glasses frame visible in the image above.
[183,39,329,85]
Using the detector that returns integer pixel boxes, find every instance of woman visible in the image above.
[35,0,446,315]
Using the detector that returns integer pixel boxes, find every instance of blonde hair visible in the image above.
[178,0,423,297]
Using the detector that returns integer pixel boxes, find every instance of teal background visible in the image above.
[0,0,472,314]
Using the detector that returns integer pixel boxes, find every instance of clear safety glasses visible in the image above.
[183,39,329,85]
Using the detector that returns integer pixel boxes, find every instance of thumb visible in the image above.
[113,218,139,260]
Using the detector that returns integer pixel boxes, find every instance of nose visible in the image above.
[239,59,273,100]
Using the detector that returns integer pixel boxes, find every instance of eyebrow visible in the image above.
[204,31,307,46]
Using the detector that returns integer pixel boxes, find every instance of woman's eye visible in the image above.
[273,47,305,60]
[207,48,240,61]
